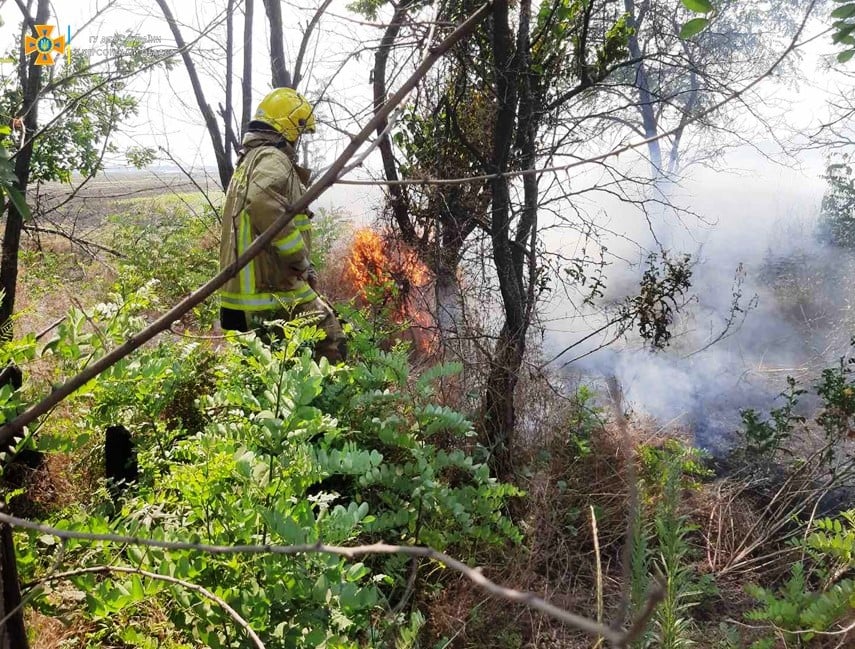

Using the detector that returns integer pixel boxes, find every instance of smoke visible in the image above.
[541,150,852,454]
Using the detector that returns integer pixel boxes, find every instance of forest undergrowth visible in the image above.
[2,195,854,649]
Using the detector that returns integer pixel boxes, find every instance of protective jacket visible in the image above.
[219,131,316,317]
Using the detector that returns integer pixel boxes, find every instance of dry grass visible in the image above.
[27,610,96,649]
[420,361,855,648]
[2,450,95,518]
[17,235,115,339]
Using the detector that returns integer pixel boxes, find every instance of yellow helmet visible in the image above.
[253,88,316,143]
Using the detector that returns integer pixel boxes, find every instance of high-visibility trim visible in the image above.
[293,213,312,231]
[220,284,317,312]
[273,229,305,255]
[238,210,255,294]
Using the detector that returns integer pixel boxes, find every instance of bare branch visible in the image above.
[1,511,649,647]
[27,565,266,649]
[21,225,125,258]
[293,0,334,90]
[157,146,221,220]
[334,5,820,189]
[154,0,233,189]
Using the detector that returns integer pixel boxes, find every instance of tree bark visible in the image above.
[0,0,43,625]
[0,0,50,340]
[623,0,663,176]
[434,249,464,348]
[262,0,292,88]
[223,0,238,155]
[373,0,416,244]
[241,0,254,137]
[0,524,28,649]
[479,0,525,478]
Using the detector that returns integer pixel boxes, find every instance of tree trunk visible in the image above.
[373,0,416,243]
[666,66,700,176]
[480,324,524,477]
[154,0,233,189]
[479,0,542,481]
[241,0,254,137]
[0,0,50,340]
[434,252,463,351]
[0,524,28,649]
[623,0,663,176]
[262,0,292,88]
[478,0,524,478]
[223,0,238,155]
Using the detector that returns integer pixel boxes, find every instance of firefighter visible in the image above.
[218,88,346,363]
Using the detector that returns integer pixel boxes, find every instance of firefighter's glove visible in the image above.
[306,265,319,292]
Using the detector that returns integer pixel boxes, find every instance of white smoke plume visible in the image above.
[541,148,848,453]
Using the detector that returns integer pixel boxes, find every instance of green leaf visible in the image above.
[838,48,855,63]
[3,186,31,222]
[831,3,855,18]
[680,17,709,39]
[682,0,713,12]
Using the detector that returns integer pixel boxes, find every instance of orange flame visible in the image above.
[344,228,436,352]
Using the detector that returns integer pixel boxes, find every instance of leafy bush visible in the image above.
[737,345,855,468]
[744,510,855,647]
[739,376,806,459]
[106,198,220,328]
[817,153,855,247]
[18,308,520,648]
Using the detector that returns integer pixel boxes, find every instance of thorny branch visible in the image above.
[0,511,661,647]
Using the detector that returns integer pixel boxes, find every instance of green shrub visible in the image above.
[18,309,520,648]
[744,510,855,647]
[106,199,220,328]
[631,440,713,649]
[817,154,855,248]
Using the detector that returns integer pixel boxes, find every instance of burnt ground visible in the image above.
[28,168,221,230]
[13,169,220,340]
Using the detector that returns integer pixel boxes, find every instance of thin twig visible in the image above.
[157,146,221,220]
[607,375,639,631]
[333,3,819,189]
[22,225,125,258]
[293,0,334,90]
[622,582,666,645]
[29,564,266,649]
[0,510,637,646]
[35,316,65,341]
[592,504,604,649]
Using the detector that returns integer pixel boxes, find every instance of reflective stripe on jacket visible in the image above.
[218,131,316,312]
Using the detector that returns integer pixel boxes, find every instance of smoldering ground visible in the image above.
[540,151,851,454]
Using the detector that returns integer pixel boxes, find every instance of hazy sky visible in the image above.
[0,1,842,208]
